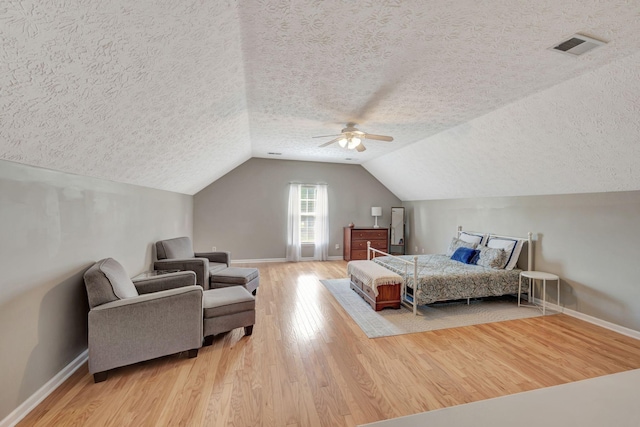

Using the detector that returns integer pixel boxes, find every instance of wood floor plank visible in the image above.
[17,260,640,426]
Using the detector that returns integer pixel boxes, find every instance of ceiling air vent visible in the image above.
[549,34,606,56]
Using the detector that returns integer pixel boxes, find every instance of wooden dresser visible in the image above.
[343,227,389,261]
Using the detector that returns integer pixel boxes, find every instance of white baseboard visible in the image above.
[562,307,640,340]
[1,349,88,427]
[529,297,640,340]
[231,258,287,264]
[231,256,345,264]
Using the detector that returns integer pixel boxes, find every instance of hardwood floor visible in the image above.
[19,261,640,426]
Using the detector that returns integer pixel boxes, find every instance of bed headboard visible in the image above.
[458,226,533,271]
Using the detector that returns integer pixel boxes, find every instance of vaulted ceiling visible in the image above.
[2,1,640,197]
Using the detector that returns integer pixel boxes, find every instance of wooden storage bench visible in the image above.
[347,260,403,311]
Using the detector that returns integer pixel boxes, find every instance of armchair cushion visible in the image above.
[100,258,138,299]
[156,237,195,260]
[84,258,138,309]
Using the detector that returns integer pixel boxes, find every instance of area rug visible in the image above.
[320,278,551,338]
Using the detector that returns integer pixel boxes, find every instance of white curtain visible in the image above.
[314,184,329,261]
[286,183,302,262]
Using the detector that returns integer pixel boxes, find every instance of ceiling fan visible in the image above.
[313,123,393,152]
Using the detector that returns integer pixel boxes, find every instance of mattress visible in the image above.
[372,254,522,305]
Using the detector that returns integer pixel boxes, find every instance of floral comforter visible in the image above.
[372,254,521,305]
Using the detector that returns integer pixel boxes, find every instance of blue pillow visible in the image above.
[451,247,477,264]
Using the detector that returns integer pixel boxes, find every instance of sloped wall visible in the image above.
[0,160,192,421]
[0,1,251,195]
[364,51,640,201]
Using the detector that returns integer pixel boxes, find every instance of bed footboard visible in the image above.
[366,241,419,315]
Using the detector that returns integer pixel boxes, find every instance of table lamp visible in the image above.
[371,207,382,229]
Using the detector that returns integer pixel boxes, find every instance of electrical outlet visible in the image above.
[212,246,216,251]
[414,246,418,252]
[335,244,340,250]
[421,248,425,253]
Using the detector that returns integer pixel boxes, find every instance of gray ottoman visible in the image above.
[202,286,255,345]
[210,267,259,295]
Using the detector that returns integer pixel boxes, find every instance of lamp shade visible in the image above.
[371,207,382,217]
[347,137,361,149]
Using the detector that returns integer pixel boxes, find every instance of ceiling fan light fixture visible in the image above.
[314,123,392,151]
[347,137,361,149]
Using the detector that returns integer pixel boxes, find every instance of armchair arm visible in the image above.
[88,286,203,374]
[195,251,231,266]
[154,258,209,288]
[133,271,196,294]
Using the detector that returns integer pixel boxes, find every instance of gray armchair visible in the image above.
[83,258,203,383]
[155,237,230,289]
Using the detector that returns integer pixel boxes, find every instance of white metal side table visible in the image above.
[518,271,560,315]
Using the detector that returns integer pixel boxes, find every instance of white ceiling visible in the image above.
[365,50,640,201]
[2,0,640,196]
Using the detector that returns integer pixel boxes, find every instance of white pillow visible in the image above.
[486,236,524,270]
[458,231,487,246]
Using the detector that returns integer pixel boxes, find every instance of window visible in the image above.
[286,183,328,262]
[300,185,317,243]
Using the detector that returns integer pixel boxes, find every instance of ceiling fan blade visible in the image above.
[319,136,343,147]
[312,133,342,139]
[352,84,394,123]
[363,133,393,142]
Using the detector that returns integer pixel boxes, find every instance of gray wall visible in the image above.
[193,158,401,260]
[403,191,640,331]
[0,160,192,421]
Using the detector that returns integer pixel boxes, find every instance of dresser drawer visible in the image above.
[351,230,388,241]
[350,250,368,260]
[351,239,387,250]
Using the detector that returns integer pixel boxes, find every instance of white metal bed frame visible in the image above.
[366,225,533,315]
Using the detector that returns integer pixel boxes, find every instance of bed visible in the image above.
[369,226,533,315]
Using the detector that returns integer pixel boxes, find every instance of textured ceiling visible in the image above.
[364,50,640,200]
[1,1,251,194]
[2,0,640,195]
